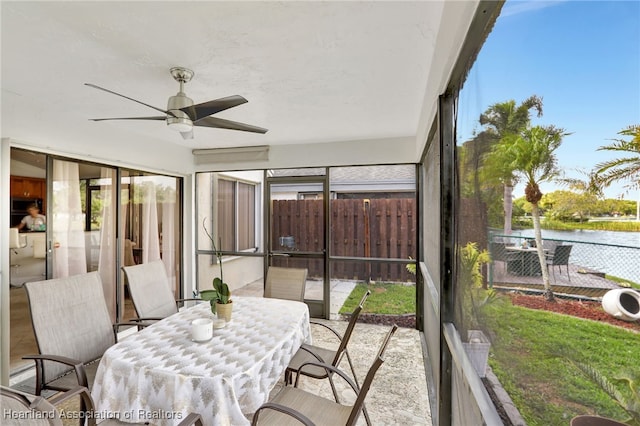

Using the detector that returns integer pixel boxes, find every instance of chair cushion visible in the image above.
[255,386,351,426]
[25,272,115,383]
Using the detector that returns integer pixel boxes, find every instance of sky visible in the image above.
[457,0,640,201]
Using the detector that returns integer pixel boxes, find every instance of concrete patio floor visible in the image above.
[271,319,432,425]
[48,318,430,426]
[238,280,432,424]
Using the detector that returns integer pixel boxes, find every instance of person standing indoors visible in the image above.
[16,203,46,231]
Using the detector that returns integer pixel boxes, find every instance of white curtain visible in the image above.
[162,200,176,292]
[52,160,87,278]
[142,180,161,263]
[97,168,116,320]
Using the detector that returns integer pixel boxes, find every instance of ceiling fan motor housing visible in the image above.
[166,92,194,131]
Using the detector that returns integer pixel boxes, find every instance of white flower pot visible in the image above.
[462,330,491,378]
[601,289,640,322]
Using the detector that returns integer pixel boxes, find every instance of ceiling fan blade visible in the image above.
[89,116,167,121]
[85,83,173,116]
[180,130,194,140]
[194,116,268,134]
[182,95,248,122]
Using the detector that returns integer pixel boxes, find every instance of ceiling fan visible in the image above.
[85,67,267,140]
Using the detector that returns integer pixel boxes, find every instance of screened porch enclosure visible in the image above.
[195,166,417,319]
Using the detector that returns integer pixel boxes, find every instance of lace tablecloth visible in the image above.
[91,296,311,425]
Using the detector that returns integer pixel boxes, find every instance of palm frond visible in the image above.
[572,361,640,424]
[594,125,640,193]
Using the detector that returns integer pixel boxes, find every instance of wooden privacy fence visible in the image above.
[271,198,416,282]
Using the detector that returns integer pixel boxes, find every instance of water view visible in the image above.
[515,229,640,283]
[519,228,640,248]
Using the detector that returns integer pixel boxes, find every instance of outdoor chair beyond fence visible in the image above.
[490,241,522,273]
[1,385,204,426]
[252,324,398,426]
[23,272,141,395]
[264,266,308,302]
[122,260,200,320]
[542,239,561,255]
[546,244,573,281]
[284,290,372,425]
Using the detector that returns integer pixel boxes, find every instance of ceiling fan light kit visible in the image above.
[167,68,195,132]
[86,67,267,139]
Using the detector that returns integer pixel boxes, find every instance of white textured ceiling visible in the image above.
[1,1,478,171]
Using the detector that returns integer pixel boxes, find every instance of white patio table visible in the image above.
[91,296,311,426]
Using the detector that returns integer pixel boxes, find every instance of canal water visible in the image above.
[513,229,640,284]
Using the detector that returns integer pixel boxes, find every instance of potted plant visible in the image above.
[570,362,640,426]
[198,218,233,321]
[458,242,495,378]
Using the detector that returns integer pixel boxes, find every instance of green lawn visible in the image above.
[483,296,640,426]
[339,282,415,315]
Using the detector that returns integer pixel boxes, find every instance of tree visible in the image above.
[556,169,605,220]
[561,168,605,199]
[480,95,544,235]
[595,124,640,220]
[544,190,597,222]
[491,125,567,301]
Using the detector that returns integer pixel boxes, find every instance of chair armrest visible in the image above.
[126,317,163,322]
[114,321,154,334]
[309,320,343,341]
[298,344,328,363]
[176,298,203,305]
[121,318,163,325]
[178,413,204,426]
[252,402,315,426]
[49,386,97,426]
[114,321,153,328]
[23,353,83,368]
[49,385,95,407]
[294,360,359,395]
[22,354,88,388]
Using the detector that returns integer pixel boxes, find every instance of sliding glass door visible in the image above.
[120,170,182,320]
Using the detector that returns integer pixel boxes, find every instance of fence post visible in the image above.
[363,199,371,283]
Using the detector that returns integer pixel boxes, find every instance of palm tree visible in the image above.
[479,95,544,235]
[596,124,640,220]
[492,125,567,301]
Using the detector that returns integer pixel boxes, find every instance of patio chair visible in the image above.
[1,385,204,426]
[122,260,201,320]
[264,266,308,302]
[284,290,372,424]
[490,241,522,274]
[546,244,573,281]
[23,272,141,395]
[252,325,398,426]
[542,239,561,255]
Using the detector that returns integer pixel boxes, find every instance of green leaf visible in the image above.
[212,278,231,304]
[199,289,219,301]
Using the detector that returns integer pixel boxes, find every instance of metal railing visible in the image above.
[488,232,640,299]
